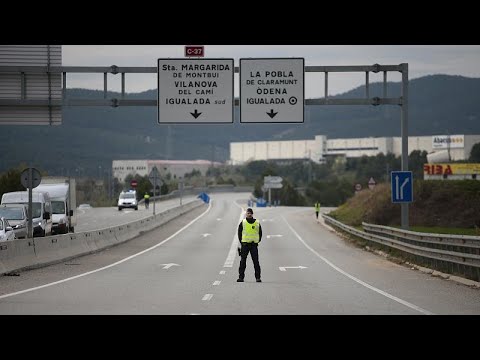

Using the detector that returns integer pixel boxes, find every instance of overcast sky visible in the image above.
[63,45,480,97]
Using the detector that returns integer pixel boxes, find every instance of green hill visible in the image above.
[1,74,480,177]
[329,180,480,230]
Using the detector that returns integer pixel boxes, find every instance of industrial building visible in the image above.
[112,159,222,182]
[113,134,480,182]
[229,134,480,165]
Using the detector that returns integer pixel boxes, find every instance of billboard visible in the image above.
[432,135,464,149]
[423,163,480,175]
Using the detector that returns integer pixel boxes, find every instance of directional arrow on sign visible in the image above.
[267,109,278,118]
[279,266,307,272]
[190,109,202,119]
[160,263,180,270]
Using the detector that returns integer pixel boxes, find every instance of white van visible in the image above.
[36,179,76,234]
[118,190,138,211]
[1,191,52,237]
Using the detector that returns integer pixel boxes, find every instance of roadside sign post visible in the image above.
[391,171,413,203]
[20,167,41,239]
[179,178,184,206]
[263,176,283,206]
[149,166,161,215]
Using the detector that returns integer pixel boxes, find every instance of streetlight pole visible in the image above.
[400,63,409,229]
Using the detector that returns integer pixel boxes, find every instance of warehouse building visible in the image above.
[229,134,480,165]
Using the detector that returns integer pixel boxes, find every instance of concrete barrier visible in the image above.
[0,199,205,275]
[0,238,36,274]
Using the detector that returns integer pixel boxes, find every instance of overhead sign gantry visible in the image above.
[157,58,234,124]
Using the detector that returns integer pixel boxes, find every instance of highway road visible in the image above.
[74,195,198,232]
[0,192,479,314]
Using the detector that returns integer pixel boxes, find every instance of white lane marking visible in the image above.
[202,233,211,237]
[0,201,213,300]
[281,215,435,315]
[267,235,283,239]
[279,266,307,271]
[223,208,245,268]
[219,270,226,275]
[202,294,213,301]
[213,281,221,286]
[216,218,222,221]
[160,263,180,270]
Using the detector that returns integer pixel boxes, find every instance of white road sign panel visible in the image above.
[264,176,283,183]
[263,183,283,189]
[240,58,304,123]
[158,58,234,124]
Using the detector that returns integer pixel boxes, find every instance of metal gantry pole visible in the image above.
[28,167,33,239]
[153,177,156,216]
[400,63,409,229]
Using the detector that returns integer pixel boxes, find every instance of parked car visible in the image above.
[78,204,92,209]
[0,217,16,242]
[0,204,28,239]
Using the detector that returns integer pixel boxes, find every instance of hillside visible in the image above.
[329,180,480,229]
[1,74,480,177]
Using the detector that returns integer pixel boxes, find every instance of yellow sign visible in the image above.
[423,163,480,175]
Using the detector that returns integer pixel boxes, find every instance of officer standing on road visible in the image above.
[237,208,262,283]
[314,201,321,222]
[144,192,150,209]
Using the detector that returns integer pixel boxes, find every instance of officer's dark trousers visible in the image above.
[239,242,261,280]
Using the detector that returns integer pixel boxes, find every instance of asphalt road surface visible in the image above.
[1,192,479,314]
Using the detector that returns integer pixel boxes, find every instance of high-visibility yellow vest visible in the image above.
[315,203,320,211]
[241,219,260,243]
[144,194,150,199]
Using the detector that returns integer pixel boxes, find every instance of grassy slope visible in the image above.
[328,180,480,235]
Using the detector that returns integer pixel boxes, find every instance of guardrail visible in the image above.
[0,199,205,275]
[322,214,480,282]
[139,185,254,204]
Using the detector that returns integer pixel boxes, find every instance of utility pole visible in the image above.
[400,63,409,229]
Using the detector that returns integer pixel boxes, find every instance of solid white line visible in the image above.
[202,294,213,301]
[213,280,221,286]
[0,201,213,300]
[223,206,245,268]
[219,270,226,275]
[281,215,435,315]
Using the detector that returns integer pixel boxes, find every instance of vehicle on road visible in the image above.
[36,177,77,234]
[118,190,138,211]
[0,217,16,242]
[1,191,52,237]
[78,204,92,209]
[0,204,28,239]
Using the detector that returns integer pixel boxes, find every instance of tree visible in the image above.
[469,142,480,162]
[0,164,30,199]
[409,150,428,179]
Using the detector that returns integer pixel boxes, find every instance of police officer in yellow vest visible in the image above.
[315,201,321,221]
[144,192,150,209]
[237,208,262,283]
